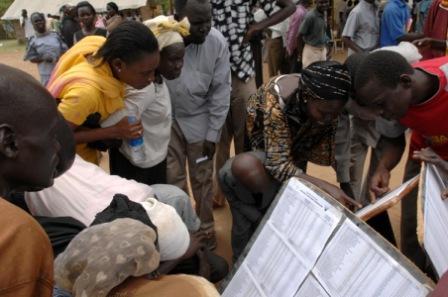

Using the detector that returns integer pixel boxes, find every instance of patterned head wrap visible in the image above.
[144,15,190,50]
[301,61,351,103]
[54,218,160,297]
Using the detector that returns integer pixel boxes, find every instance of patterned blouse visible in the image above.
[211,0,275,82]
[247,75,337,182]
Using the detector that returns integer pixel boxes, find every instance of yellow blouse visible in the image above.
[48,36,125,164]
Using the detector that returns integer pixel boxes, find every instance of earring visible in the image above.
[116,67,121,73]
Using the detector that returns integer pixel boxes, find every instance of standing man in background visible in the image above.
[297,0,331,68]
[167,0,231,249]
[342,0,379,56]
[380,0,422,47]
[285,0,311,72]
[211,0,295,206]
[21,9,34,44]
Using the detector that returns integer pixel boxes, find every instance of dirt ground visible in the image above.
[0,41,418,266]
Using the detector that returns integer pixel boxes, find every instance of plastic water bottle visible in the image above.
[127,110,145,163]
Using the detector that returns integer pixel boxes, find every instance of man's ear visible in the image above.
[0,124,19,159]
[399,74,413,89]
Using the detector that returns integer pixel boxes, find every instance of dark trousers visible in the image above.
[109,147,167,185]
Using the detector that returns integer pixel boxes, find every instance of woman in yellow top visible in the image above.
[47,21,160,164]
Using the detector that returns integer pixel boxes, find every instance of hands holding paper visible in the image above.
[413,148,448,173]
[413,147,448,200]
[369,164,391,202]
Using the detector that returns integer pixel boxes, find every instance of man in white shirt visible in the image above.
[21,9,35,43]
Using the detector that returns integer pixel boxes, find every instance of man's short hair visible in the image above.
[354,51,414,90]
[174,0,209,15]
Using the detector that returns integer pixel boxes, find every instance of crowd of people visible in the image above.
[2,0,448,295]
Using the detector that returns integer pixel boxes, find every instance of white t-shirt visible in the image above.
[21,17,34,39]
[25,155,189,261]
[102,81,172,168]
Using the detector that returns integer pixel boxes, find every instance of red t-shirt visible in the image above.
[400,56,448,160]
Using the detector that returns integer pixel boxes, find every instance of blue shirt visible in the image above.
[380,0,410,47]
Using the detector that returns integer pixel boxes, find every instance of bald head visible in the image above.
[0,64,75,194]
[231,153,271,193]
[175,0,211,44]
[0,64,57,131]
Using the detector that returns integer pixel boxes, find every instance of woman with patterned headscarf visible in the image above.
[104,15,189,185]
[219,61,361,262]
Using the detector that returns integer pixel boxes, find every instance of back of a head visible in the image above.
[174,0,188,16]
[354,51,414,91]
[175,0,210,17]
[302,60,351,103]
[30,12,45,22]
[107,1,119,12]
[76,1,96,15]
[344,52,368,85]
[96,21,158,65]
[0,64,55,131]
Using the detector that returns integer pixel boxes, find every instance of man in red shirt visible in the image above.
[356,51,448,195]
[355,51,448,269]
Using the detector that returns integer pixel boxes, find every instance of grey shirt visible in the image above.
[165,28,231,144]
[342,0,380,56]
[298,9,329,47]
[24,31,67,85]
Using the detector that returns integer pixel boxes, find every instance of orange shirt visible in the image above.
[0,199,53,297]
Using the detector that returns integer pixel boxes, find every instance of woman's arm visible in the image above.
[66,117,143,144]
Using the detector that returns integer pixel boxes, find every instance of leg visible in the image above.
[186,141,215,235]
[214,76,256,205]
[400,158,426,269]
[267,37,283,77]
[219,152,278,262]
[363,137,397,245]
[166,121,189,193]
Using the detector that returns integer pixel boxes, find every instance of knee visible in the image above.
[231,153,267,193]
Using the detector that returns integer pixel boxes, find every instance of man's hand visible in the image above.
[181,231,207,260]
[202,141,216,160]
[320,182,362,209]
[370,165,391,201]
[413,147,448,173]
[413,37,433,50]
[243,23,262,43]
[197,248,211,279]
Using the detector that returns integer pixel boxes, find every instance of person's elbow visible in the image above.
[276,0,296,15]
[342,36,352,48]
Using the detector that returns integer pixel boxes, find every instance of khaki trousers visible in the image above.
[267,37,286,77]
[302,44,327,68]
[214,75,257,205]
[167,121,214,230]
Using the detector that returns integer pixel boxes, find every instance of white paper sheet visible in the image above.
[356,175,419,219]
[423,164,448,277]
[294,275,330,297]
[221,263,266,297]
[313,219,430,297]
[222,179,342,297]
[269,178,343,267]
